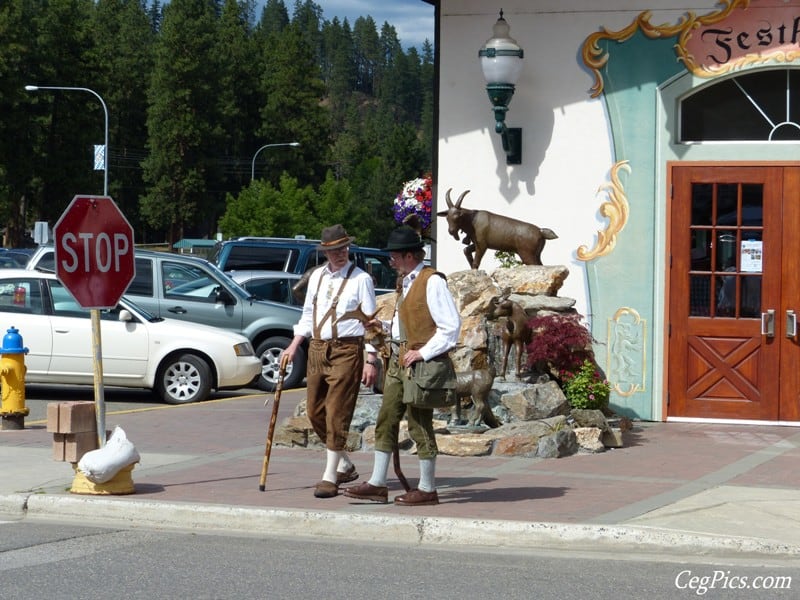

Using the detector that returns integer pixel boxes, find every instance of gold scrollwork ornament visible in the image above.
[577,160,631,261]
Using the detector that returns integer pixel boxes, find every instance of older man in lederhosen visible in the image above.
[283,224,378,498]
[344,225,461,506]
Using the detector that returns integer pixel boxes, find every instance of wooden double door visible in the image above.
[668,165,800,421]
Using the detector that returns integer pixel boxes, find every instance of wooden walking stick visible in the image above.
[259,354,289,491]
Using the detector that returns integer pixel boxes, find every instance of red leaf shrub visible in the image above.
[525,313,596,379]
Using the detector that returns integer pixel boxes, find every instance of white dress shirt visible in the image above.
[293,261,377,340]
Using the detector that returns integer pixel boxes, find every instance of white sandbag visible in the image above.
[77,426,140,484]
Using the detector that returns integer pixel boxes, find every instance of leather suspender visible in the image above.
[311,262,356,339]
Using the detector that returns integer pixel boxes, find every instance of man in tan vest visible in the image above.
[344,225,461,505]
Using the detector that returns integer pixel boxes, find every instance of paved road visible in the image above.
[1,520,797,600]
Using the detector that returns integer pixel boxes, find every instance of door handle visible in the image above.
[787,310,797,338]
[761,309,775,337]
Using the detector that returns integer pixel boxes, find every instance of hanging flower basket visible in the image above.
[393,175,433,234]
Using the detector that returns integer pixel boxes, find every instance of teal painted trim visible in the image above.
[585,31,685,420]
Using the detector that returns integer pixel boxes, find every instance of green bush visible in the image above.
[494,250,523,268]
[561,359,610,410]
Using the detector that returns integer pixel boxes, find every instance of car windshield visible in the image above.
[202,260,255,300]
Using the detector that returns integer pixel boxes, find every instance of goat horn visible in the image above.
[445,188,454,208]
[456,189,470,208]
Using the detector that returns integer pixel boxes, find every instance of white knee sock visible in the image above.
[323,449,343,483]
[337,453,353,474]
[368,450,392,487]
[418,457,436,493]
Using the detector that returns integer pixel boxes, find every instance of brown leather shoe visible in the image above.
[342,481,389,503]
[313,480,338,498]
[394,488,439,506]
[336,465,359,485]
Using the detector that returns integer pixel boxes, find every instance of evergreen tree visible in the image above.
[89,0,155,238]
[141,0,222,244]
[419,39,435,166]
[321,17,356,134]
[290,0,324,65]
[256,0,289,36]
[351,16,379,95]
[0,0,39,245]
[147,0,163,32]
[258,23,330,185]
[212,0,260,197]
[21,0,100,227]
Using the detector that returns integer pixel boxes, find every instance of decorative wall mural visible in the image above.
[577,160,631,261]
[580,1,784,97]
[607,307,646,397]
[582,10,692,97]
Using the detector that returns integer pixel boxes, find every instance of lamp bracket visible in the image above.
[502,127,522,165]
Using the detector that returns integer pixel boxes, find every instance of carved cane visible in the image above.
[259,354,289,491]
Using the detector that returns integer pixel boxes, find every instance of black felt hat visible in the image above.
[382,225,425,252]
[317,224,356,251]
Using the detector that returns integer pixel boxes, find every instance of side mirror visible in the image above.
[214,286,235,306]
[118,309,133,322]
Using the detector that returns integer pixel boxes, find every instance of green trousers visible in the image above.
[374,355,438,459]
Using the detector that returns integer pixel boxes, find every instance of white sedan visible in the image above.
[0,270,261,404]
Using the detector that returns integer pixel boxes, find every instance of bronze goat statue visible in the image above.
[487,295,532,379]
[437,188,558,269]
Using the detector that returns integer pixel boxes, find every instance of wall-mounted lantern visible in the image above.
[478,10,524,164]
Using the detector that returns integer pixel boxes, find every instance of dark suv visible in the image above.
[26,246,305,391]
[209,237,398,294]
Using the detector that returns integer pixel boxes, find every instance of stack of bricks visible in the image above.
[47,401,99,462]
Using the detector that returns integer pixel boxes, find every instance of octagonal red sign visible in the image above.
[54,196,135,308]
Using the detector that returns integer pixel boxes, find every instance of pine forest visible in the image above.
[0,0,434,249]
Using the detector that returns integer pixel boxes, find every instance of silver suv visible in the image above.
[26,246,305,391]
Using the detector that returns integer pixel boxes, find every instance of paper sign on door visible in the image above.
[740,240,763,273]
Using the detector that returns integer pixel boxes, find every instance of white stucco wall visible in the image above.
[434,1,701,321]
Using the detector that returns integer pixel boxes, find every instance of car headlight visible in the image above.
[233,342,255,357]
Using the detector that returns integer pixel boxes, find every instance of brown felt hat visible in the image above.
[317,224,356,251]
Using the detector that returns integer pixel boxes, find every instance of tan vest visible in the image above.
[398,266,445,350]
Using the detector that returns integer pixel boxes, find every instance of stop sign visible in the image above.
[54,196,135,308]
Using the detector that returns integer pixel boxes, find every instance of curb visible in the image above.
[3,493,799,559]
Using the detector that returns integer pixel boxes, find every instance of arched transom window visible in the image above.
[681,69,800,142]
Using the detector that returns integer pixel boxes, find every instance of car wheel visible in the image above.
[256,336,306,392]
[157,353,212,404]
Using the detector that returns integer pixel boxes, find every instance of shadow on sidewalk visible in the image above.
[442,485,568,504]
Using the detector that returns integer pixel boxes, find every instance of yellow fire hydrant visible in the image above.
[0,326,29,431]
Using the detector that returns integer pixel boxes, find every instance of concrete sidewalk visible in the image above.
[1,390,799,559]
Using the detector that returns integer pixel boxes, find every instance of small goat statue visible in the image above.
[437,188,558,269]
[453,365,500,428]
[487,295,533,379]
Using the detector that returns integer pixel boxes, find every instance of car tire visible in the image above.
[157,353,212,404]
[256,336,305,392]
